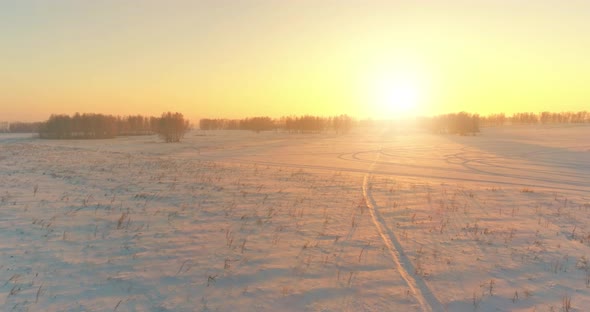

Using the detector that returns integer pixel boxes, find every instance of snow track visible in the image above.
[362,150,441,312]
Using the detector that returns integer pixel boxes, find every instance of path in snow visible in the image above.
[363,161,441,312]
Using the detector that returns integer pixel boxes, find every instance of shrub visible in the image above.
[156,112,190,142]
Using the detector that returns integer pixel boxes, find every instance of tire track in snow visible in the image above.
[362,149,441,312]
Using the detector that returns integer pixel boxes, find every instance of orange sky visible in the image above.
[1,1,589,121]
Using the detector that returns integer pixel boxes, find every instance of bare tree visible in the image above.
[157,112,190,142]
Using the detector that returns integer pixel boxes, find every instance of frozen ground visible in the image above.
[1,124,589,311]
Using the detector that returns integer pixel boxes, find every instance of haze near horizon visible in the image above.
[1,1,589,121]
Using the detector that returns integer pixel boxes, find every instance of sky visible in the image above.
[1,0,589,121]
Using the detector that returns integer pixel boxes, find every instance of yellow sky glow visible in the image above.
[1,1,589,122]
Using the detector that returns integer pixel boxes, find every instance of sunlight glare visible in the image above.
[373,75,421,118]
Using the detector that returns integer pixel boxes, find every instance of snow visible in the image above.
[1,124,589,311]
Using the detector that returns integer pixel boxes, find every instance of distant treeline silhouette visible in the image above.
[422,112,481,135]
[480,111,590,126]
[2,121,43,133]
[422,111,590,135]
[37,112,189,142]
[39,113,152,139]
[200,114,354,134]
[5,110,587,137]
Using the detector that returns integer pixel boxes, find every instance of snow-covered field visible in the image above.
[1,124,589,312]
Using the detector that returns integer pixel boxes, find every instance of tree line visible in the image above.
[199,114,354,134]
[0,121,44,133]
[37,112,189,142]
[5,110,586,138]
[480,111,589,126]
[422,110,590,135]
[421,112,481,135]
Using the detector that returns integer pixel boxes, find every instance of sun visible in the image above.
[373,76,421,117]
[361,61,429,118]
